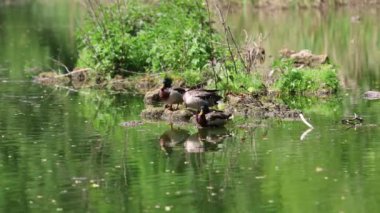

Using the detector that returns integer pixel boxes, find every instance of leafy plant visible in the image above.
[273,58,339,95]
[77,0,218,77]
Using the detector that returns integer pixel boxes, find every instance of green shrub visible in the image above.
[77,0,218,77]
[206,60,266,93]
[273,58,339,95]
[219,71,265,93]
[77,2,153,74]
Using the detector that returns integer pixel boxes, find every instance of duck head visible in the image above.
[200,104,211,113]
[162,77,173,89]
[159,77,173,100]
[196,105,209,127]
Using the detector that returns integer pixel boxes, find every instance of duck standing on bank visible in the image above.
[159,77,186,110]
[196,105,232,128]
[183,88,222,110]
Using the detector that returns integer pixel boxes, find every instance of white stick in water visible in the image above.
[299,113,314,129]
[300,128,313,141]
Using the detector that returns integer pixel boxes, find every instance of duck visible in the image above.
[195,105,232,128]
[159,77,186,110]
[183,88,222,110]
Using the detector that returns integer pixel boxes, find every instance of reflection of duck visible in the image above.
[159,128,190,154]
[183,88,222,110]
[198,127,231,144]
[196,105,232,128]
[351,15,361,23]
[184,132,221,153]
[159,77,186,110]
[184,133,204,153]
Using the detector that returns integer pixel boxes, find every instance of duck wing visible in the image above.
[189,89,222,100]
[172,87,186,94]
[206,111,232,121]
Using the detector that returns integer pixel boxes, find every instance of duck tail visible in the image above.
[210,94,222,105]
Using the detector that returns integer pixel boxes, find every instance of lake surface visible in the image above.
[1,2,380,212]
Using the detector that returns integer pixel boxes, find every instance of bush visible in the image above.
[77,0,218,77]
[273,58,339,95]
[215,61,265,93]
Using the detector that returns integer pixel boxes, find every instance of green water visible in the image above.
[1,2,380,212]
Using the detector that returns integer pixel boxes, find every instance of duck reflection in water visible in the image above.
[198,126,231,144]
[184,127,231,153]
[159,127,190,155]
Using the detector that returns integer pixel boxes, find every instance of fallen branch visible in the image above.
[50,58,70,73]
[299,113,314,129]
[55,68,92,78]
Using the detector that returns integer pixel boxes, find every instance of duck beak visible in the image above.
[198,109,204,116]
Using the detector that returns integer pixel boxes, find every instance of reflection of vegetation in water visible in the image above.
[78,90,144,132]
[280,95,343,116]
[0,0,79,79]
[0,84,111,211]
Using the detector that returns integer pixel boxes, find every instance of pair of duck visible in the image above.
[159,77,232,128]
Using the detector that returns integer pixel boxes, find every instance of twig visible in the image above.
[215,4,237,74]
[50,58,70,73]
[50,68,92,79]
[227,26,248,72]
[216,4,249,73]
[85,0,108,39]
[299,113,314,129]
